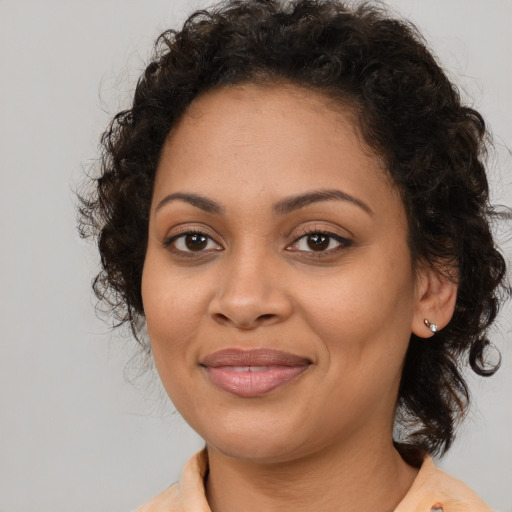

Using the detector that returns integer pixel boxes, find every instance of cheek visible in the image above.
[296,252,415,364]
[293,263,415,426]
[141,253,209,369]
[141,266,208,415]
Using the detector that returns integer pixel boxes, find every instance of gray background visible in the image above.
[0,1,511,511]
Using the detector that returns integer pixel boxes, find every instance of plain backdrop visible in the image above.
[0,1,511,511]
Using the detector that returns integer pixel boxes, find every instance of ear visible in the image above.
[411,265,458,338]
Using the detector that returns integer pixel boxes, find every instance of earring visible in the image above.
[424,319,438,333]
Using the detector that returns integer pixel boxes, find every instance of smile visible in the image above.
[200,349,311,398]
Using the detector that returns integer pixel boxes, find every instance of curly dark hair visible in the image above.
[78,0,510,457]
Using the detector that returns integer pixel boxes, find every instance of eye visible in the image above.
[165,231,222,253]
[289,231,352,253]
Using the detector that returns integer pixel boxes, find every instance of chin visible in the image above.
[207,436,304,464]
[191,415,310,463]
[202,418,338,465]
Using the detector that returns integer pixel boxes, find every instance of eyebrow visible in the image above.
[155,192,223,215]
[273,189,373,216]
[154,188,373,217]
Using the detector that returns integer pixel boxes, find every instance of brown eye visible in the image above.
[166,231,222,253]
[306,234,330,251]
[288,231,352,254]
[185,233,208,251]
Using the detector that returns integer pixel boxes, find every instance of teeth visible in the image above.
[229,366,269,372]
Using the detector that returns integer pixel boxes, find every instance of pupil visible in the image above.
[185,234,208,251]
[307,234,329,251]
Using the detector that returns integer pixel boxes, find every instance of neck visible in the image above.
[205,434,419,512]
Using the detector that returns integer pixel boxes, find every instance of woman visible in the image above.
[79,0,510,510]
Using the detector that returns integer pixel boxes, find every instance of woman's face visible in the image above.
[142,83,426,463]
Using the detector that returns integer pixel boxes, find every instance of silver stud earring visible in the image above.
[424,319,438,333]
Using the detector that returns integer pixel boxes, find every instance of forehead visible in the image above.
[176,82,364,150]
[153,83,401,219]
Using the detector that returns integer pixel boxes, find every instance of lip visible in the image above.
[200,349,311,398]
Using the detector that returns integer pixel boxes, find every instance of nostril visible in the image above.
[257,314,276,322]
[211,312,278,329]
[212,313,230,324]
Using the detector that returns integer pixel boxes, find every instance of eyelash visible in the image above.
[163,228,222,256]
[287,228,353,257]
[163,227,352,257]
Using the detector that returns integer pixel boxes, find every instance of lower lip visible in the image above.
[204,365,309,397]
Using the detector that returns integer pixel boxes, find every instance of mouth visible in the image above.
[200,348,311,398]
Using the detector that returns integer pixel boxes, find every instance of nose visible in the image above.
[208,247,293,330]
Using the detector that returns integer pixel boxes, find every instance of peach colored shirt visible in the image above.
[135,450,493,512]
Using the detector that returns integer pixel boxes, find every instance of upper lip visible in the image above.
[200,348,311,368]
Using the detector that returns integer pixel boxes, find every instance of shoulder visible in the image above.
[395,456,494,512]
[134,483,181,512]
[134,449,210,512]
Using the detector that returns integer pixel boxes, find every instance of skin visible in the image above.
[141,83,457,512]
